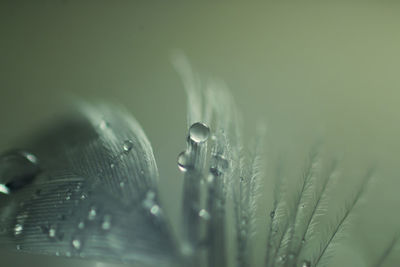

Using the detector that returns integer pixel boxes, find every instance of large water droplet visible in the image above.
[177,151,190,172]
[0,150,40,194]
[123,140,133,152]
[189,122,210,143]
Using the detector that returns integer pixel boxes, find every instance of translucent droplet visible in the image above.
[78,221,85,230]
[270,210,275,219]
[88,207,97,220]
[101,215,112,230]
[72,239,81,250]
[302,260,311,267]
[177,151,190,172]
[210,153,229,176]
[21,151,38,164]
[16,245,21,250]
[99,120,109,130]
[150,205,160,215]
[0,184,10,194]
[110,163,115,169]
[198,209,210,220]
[189,122,210,143]
[0,150,40,194]
[123,140,133,152]
[119,181,125,188]
[48,226,56,238]
[14,224,23,236]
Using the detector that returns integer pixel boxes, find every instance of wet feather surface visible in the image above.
[0,58,399,267]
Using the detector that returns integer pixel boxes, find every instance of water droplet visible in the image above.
[78,221,85,230]
[80,193,87,200]
[119,181,125,188]
[48,226,56,238]
[189,122,210,143]
[99,120,109,130]
[177,151,190,172]
[198,209,210,220]
[0,184,10,194]
[0,150,40,194]
[150,205,160,215]
[210,154,229,176]
[110,163,115,168]
[101,215,112,230]
[14,224,23,236]
[302,260,311,267]
[21,151,38,164]
[123,140,133,152]
[88,207,97,220]
[270,210,275,219]
[16,245,21,250]
[72,238,81,250]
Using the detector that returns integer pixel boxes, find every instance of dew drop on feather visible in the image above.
[189,122,210,143]
[123,140,133,152]
[177,151,190,172]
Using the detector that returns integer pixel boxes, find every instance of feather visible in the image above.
[0,55,396,267]
[0,104,179,267]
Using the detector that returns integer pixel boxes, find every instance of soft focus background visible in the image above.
[1,2,400,267]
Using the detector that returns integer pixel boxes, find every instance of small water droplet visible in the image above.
[99,120,109,130]
[119,181,125,188]
[14,224,23,236]
[177,151,190,172]
[0,184,10,194]
[55,251,60,256]
[302,260,311,267]
[88,207,97,220]
[0,150,40,194]
[210,154,229,176]
[189,122,210,143]
[72,239,81,250]
[110,163,115,168]
[78,221,85,230]
[80,193,87,200]
[101,215,112,230]
[270,210,275,219]
[123,140,133,152]
[198,209,210,220]
[150,205,160,215]
[16,245,21,250]
[48,226,56,238]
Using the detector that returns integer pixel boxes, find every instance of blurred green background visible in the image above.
[1,2,400,266]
